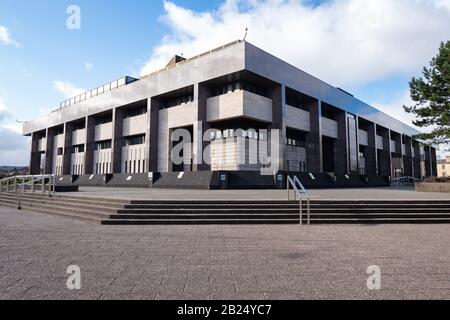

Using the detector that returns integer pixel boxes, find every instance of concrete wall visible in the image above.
[206,90,272,123]
[285,106,310,132]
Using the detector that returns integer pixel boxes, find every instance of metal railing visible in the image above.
[0,175,56,209]
[390,176,422,187]
[287,175,311,225]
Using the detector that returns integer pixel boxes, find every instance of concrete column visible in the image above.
[112,108,124,174]
[44,128,55,174]
[146,98,161,172]
[403,135,413,177]
[62,122,74,175]
[268,84,287,172]
[305,101,322,173]
[412,141,421,179]
[424,145,432,177]
[363,121,377,176]
[334,111,348,175]
[431,147,437,177]
[29,132,42,175]
[378,127,391,177]
[84,116,96,175]
[192,83,211,171]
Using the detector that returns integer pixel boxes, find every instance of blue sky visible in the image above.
[1,0,449,165]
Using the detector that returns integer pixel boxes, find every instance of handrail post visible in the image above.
[14,177,17,193]
[41,176,45,194]
[307,197,310,225]
[299,194,303,225]
[31,175,34,193]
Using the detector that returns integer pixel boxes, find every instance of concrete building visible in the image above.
[22,41,438,189]
[437,156,450,177]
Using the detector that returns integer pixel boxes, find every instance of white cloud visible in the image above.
[0,97,29,166]
[0,25,21,47]
[371,89,422,132]
[53,81,85,99]
[0,97,11,122]
[85,62,93,72]
[141,0,450,86]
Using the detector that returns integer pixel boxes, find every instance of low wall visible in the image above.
[416,182,450,193]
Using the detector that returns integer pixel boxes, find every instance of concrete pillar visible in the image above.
[62,122,74,175]
[146,98,161,172]
[29,132,42,175]
[424,145,432,177]
[363,121,377,176]
[305,100,322,173]
[44,128,55,174]
[412,141,421,179]
[403,135,413,177]
[84,116,96,175]
[112,108,124,174]
[192,83,211,172]
[268,84,287,172]
[378,126,391,177]
[431,147,437,177]
[334,111,348,175]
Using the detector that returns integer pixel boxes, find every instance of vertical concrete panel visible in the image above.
[412,142,421,179]
[44,128,54,174]
[306,101,322,173]
[424,146,432,177]
[85,116,96,175]
[112,108,124,173]
[365,121,377,176]
[268,84,286,172]
[431,147,437,177]
[378,127,391,177]
[193,83,211,171]
[147,98,160,172]
[63,123,74,175]
[29,132,42,175]
[403,136,413,177]
[334,111,348,175]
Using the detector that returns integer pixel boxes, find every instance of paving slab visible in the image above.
[0,207,449,300]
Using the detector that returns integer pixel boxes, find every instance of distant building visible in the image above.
[437,156,450,177]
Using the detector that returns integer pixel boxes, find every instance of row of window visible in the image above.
[72,164,83,175]
[95,162,111,174]
[212,80,268,98]
[96,140,112,150]
[125,135,145,146]
[163,94,194,109]
[124,160,146,174]
[123,106,147,119]
[210,129,267,141]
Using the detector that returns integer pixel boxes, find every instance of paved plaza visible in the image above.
[65,186,450,200]
[0,206,449,300]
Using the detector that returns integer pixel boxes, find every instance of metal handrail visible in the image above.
[287,175,311,225]
[0,174,56,209]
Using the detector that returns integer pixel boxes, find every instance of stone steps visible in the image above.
[1,192,450,225]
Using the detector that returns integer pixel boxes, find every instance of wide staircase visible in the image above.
[1,192,450,224]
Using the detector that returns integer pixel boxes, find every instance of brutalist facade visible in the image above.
[22,41,438,189]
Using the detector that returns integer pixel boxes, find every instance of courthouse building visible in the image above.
[23,40,438,189]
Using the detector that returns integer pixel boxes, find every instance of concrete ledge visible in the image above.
[416,182,450,193]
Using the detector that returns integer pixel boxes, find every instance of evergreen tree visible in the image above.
[404,41,450,145]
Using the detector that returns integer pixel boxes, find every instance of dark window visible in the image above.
[125,135,145,146]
